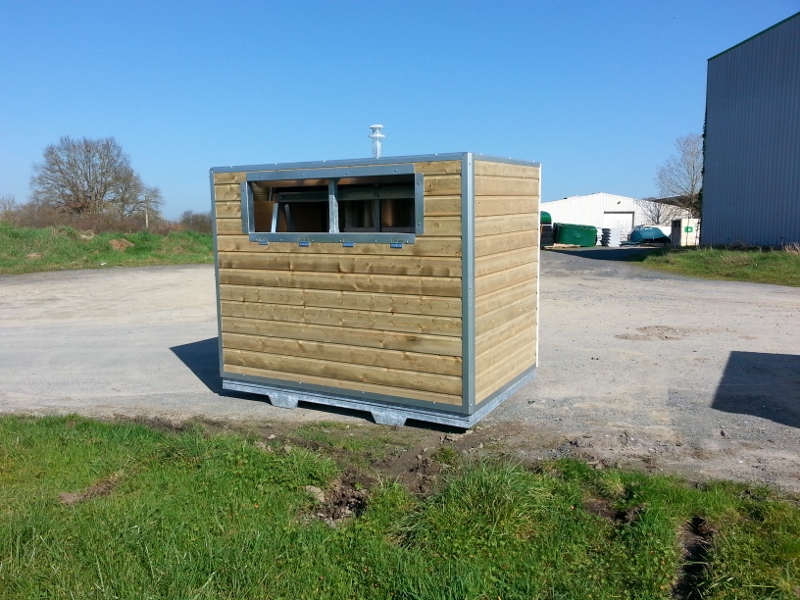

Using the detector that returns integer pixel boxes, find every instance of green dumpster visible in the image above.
[554,223,597,247]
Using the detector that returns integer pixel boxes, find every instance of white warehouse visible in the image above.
[541,193,689,234]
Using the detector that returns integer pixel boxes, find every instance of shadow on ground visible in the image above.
[713,351,800,429]
[546,247,662,262]
[170,337,223,394]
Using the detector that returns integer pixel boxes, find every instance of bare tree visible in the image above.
[180,210,213,233]
[636,197,688,225]
[30,136,162,218]
[0,195,18,223]
[656,133,703,217]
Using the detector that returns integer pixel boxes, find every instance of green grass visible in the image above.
[2,416,799,599]
[0,222,213,274]
[630,246,800,286]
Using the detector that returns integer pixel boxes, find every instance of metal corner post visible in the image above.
[461,153,476,413]
[536,163,542,369]
[209,170,226,379]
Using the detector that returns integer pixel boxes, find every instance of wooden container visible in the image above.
[210,153,540,427]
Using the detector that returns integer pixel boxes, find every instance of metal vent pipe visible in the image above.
[368,124,385,159]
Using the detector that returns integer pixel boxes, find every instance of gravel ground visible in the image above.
[1,250,798,490]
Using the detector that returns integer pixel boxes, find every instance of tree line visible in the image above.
[1,136,211,234]
[2,132,703,232]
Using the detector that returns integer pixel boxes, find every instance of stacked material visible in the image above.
[601,228,621,247]
[540,211,555,246]
[540,224,555,247]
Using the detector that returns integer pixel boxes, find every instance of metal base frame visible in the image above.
[222,368,535,429]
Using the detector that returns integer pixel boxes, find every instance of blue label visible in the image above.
[342,241,355,248]
[390,242,404,249]
[299,240,310,247]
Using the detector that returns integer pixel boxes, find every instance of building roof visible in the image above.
[709,11,800,62]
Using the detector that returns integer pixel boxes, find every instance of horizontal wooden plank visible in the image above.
[424,195,462,216]
[475,310,535,357]
[215,201,241,219]
[424,174,462,196]
[475,214,537,237]
[474,161,540,178]
[223,316,462,357]
[218,252,462,277]
[220,268,462,297]
[223,332,462,376]
[216,218,244,234]
[223,348,462,396]
[216,235,462,257]
[475,230,537,258]
[475,262,537,298]
[475,293,536,338]
[416,161,462,176]
[424,216,461,237]
[476,247,537,278]
[214,184,240,202]
[475,197,537,218]
[474,176,539,197]
[221,300,461,337]
[475,279,536,317]
[476,324,536,377]
[225,363,463,406]
[476,340,536,402]
[214,172,245,185]
[221,284,462,318]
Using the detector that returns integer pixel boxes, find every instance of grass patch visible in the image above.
[1,415,799,599]
[0,222,213,274]
[629,246,800,286]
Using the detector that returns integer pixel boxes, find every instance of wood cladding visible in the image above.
[472,159,539,404]
[214,160,465,405]
[212,156,540,416]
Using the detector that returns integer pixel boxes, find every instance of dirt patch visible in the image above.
[26,252,42,260]
[582,499,647,525]
[305,469,375,526]
[109,238,134,251]
[672,516,716,600]
[615,325,687,341]
[59,472,122,506]
[582,498,618,520]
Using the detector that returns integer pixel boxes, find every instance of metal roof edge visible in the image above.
[210,152,539,173]
[708,11,800,62]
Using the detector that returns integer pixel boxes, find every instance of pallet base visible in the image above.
[222,370,535,428]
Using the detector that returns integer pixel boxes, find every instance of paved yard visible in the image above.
[1,250,798,489]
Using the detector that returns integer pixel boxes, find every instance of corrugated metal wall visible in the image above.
[703,13,800,247]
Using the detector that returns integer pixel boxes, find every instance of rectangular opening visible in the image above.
[338,175,415,234]
[252,181,329,233]
[242,166,423,243]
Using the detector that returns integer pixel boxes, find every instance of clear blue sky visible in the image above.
[1,0,798,219]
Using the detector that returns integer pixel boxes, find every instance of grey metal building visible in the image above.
[702,12,800,247]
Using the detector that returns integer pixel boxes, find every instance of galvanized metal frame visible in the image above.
[211,152,538,175]
[237,164,423,245]
[460,153,476,414]
[210,153,541,427]
[210,171,226,381]
[223,377,495,428]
